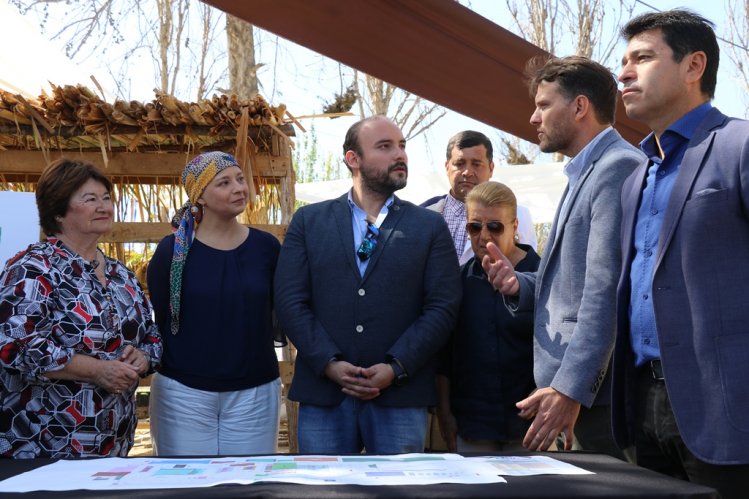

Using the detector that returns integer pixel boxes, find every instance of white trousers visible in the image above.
[149,373,281,456]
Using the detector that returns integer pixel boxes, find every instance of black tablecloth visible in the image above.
[0,451,718,498]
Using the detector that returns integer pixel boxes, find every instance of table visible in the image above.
[0,451,718,498]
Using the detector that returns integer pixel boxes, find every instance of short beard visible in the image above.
[361,161,408,196]
[538,128,572,154]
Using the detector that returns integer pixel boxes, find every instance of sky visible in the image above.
[2,0,743,178]
[249,0,742,175]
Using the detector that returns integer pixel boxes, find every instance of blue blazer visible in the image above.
[612,108,749,464]
[274,194,461,407]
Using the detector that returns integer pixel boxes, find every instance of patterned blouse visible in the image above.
[0,238,162,458]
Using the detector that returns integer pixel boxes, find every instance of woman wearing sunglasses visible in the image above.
[436,181,540,452]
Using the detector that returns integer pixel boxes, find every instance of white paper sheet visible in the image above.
[470,455,596,476]
[0,453,512,491]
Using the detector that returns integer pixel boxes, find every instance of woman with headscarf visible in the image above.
[147,151,281,456]
[0,158,162,458]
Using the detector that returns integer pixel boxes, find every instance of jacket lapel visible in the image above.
[361,196,405,282]
[621,161,649,266]
[332,193,362,280]
[544,129,619,263]
[655,109,726,265]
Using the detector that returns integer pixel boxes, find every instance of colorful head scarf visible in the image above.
[169,151,240,335]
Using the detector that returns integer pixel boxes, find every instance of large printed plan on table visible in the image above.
[0,453,592,492]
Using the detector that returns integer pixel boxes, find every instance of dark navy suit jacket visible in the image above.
[274,194,461,407]
[613,108,749,464]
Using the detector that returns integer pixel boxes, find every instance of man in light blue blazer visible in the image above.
[274,116,461,454]
[613,10,749,497]
[483,56,642,457]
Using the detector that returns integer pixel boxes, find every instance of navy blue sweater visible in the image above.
[147,229,280,391]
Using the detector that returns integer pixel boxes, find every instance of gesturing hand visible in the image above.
[481,242,520,296]
[516,387,581,451]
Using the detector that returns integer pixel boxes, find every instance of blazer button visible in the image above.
[358,289,366,296]
[355,325,364,333]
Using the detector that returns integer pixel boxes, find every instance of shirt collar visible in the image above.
[564,126,613,184]
[347,190,395,221]
[640,102,713,159]
[444,191,466,215]
[465,257,486,278]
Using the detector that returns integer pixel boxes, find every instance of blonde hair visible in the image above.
[465,181,517,218]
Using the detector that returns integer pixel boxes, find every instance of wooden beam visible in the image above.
[0,150,291,180]
[204,0,650,146]
[103,222,287,243]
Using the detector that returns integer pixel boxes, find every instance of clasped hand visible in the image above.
[324,360,396,400]
[95,345,149,394]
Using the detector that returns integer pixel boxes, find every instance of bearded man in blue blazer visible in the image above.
[613,10,749,498]
[274,116,461,454]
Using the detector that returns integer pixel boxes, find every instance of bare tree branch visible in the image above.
[725,0,749,116]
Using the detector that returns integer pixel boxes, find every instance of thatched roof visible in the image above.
[0,84,296,184]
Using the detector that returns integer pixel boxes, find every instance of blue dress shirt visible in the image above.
[559,127,613,220]
[348,190,394,277]
[629,102,712,366]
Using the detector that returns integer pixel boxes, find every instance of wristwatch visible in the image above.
[389,357,408,386]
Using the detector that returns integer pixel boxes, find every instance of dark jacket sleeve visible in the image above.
[384,213,461,375]
[274,207,343,376]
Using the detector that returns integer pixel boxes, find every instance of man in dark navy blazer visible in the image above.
[614,10,749,497]
[274,116,461,454]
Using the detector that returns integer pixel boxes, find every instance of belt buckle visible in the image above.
[650,360,664,381]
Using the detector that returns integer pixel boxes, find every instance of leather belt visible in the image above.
[648,359,664,381]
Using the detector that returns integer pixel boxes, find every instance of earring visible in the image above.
[514,233,520,242]
[190,204,203,224]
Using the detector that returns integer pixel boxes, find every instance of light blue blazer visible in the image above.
[509,128,643,407]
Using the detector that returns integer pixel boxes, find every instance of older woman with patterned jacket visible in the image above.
[0,158,162,459]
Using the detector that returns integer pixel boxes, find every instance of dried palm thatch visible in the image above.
[0,84,297,269]
[0,84,293,153]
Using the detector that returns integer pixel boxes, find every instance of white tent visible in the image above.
[295,163,566,224]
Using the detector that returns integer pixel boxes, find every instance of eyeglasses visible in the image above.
[357,223,380,261]
[465,221,505,236]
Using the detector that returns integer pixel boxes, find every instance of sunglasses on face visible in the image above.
[465,221,505,236]
[357,222,380,261]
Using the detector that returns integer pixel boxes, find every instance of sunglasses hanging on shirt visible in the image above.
[357,223,380,261]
